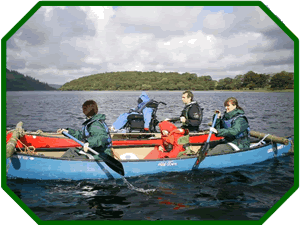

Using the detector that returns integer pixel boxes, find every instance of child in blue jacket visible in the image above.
[111,92,153,132]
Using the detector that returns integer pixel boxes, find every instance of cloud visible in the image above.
[115,6,203,33]
[6,6,294,84]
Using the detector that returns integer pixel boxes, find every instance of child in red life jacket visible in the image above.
[157,121,189,158]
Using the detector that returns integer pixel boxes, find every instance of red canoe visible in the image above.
[6,131,223,149]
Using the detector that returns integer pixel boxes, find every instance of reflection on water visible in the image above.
[6,155,294,220]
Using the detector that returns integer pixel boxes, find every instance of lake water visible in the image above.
[5,91,295,220]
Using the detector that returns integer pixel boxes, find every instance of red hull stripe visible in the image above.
[6,133,223,149]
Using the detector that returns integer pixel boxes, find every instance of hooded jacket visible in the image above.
[67,113,113,156]
[132,92,151,112]
[215,108,250,149]
[131,92,153,129]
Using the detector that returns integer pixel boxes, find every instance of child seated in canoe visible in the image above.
[57,100,113,159]
[110,92,154,132]
[144,121,192,159]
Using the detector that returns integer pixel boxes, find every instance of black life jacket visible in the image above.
[182,102,202,120]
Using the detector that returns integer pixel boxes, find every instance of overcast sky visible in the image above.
[6,5,295,85]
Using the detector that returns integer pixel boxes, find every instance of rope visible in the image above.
[250,134,270,148]
[15,137,38,155]
[259,134,270,144]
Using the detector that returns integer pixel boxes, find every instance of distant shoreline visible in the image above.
[6,89,294,93]
[213,89,294,93]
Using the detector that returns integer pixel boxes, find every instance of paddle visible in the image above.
[192,113,219,170]
[62,131,125,176]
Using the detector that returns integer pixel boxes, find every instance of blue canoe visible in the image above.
[6,139,293,180]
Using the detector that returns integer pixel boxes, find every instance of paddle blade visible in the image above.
[98,152,125,176]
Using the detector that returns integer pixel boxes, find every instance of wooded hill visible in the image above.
[6,69,56,91]
[59,71,294,91]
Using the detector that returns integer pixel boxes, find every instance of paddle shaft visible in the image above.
[63,133,99,155]
[62,131,125,176]
[205,114,218,144]
[193,113,218,169]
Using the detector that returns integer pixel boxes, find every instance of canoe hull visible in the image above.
[6,140,292,180]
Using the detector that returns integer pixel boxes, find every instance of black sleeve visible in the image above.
[186,104,202,127]
[180,110,184,117]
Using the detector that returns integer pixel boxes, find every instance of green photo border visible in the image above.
[1,1,299,224]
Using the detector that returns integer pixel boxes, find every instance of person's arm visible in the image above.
[66,128,83,140]
[143,107,153,130]
[216,117,249,138]
[86,121,110,149]
[168,117,180,122]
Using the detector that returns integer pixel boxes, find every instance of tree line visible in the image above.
[59,70,294,91]
[6,68,56,91]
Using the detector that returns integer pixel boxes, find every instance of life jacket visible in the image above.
[182,101,200,117]
[222,114,250,139]
[157,121,189,158]
[181,101,203,131]
[82,119,112,149]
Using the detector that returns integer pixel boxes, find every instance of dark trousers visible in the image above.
[207,143,235,155]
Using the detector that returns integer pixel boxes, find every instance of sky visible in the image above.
[5,4,295,85]
[0,2,299,225]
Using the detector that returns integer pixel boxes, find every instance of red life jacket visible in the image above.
[157,121,189,158]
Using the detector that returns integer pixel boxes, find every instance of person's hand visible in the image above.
[162,130,169,136]
[209,127,218,134]
[215,110,221,119]
[57,128,68,134]
[180,116,186,123]
[109,126,116,132]
[83,143,89,152]
[158,146,164,152]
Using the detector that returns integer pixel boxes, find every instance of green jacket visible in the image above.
[215,109,250,149]
[67,114,113,156]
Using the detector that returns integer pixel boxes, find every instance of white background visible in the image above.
[1,0,299,224]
